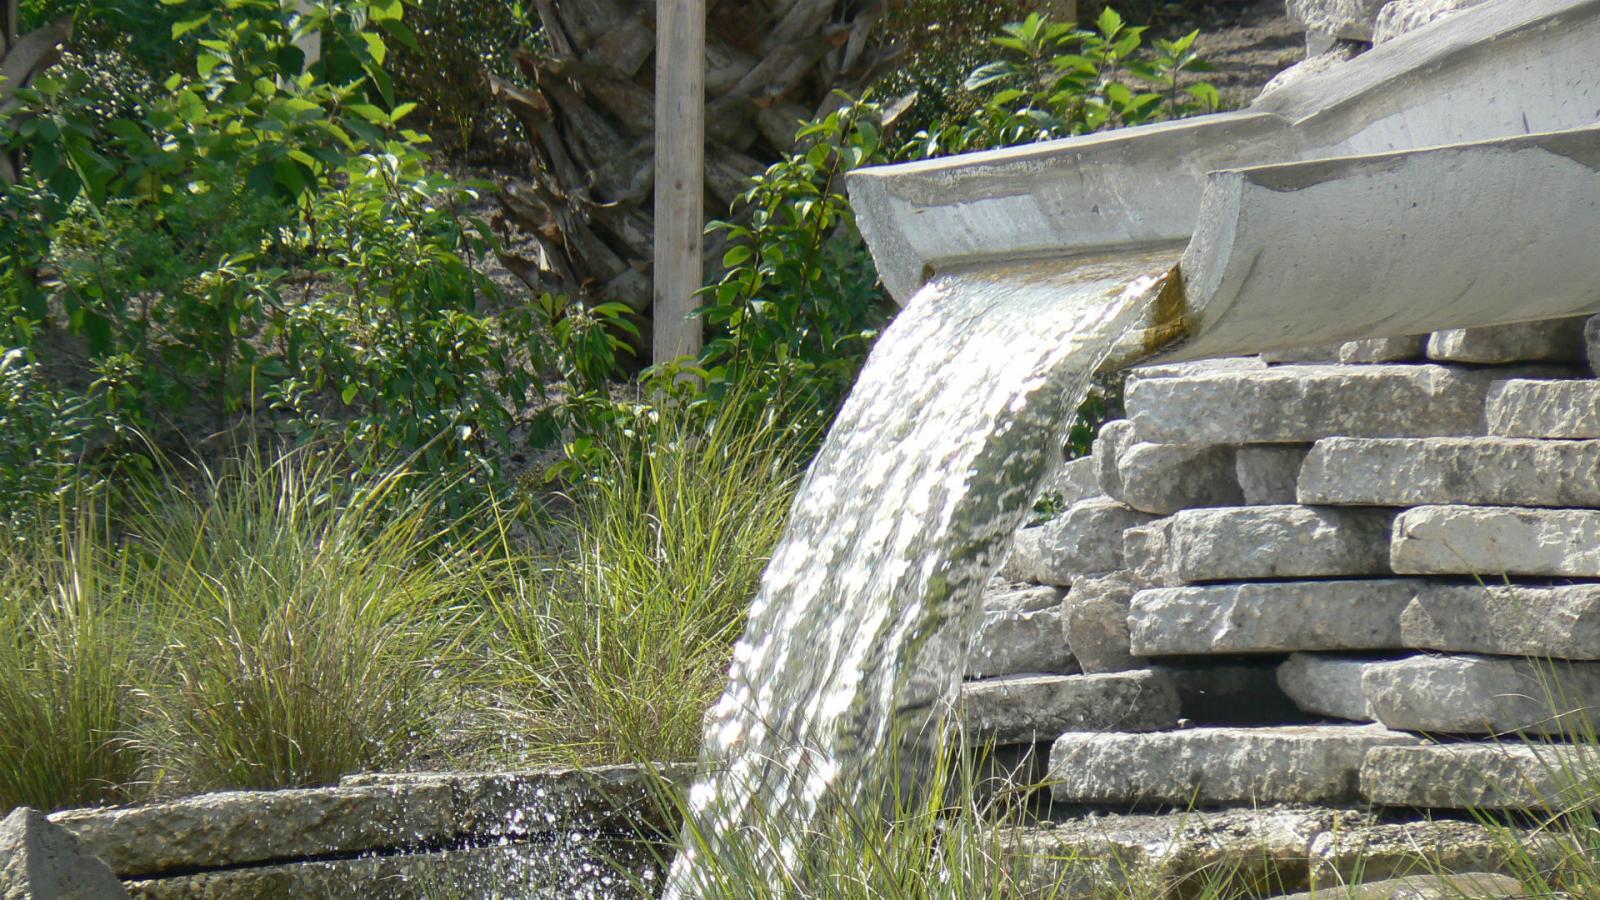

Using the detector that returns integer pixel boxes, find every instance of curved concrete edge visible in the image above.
[850,0,1600,306]
[1166,126,1600,361]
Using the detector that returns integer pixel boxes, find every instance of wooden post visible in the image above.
[652,0,706,365]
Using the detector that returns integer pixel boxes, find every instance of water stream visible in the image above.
[665,247,1186,896]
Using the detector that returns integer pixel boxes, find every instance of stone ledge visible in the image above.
[960,670,1179,746]
[1299,436,1600,508]
[1400,582,1600,660]
[1129,580,1415,655]
[1360,742,1589,811]
[1486,379,1600,438]
[1048,725,1420,806]
[1391,505,1600,577]
[1362,654,1600,736]
[1167,505,1395,583]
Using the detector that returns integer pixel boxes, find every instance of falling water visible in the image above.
[665,247,1187,896]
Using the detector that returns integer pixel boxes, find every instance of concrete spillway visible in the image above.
[849,0,1600,358]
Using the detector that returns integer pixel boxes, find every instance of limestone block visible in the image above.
[959,670,1179,746]
[1361,743,1582,810]
[1287,0,1387,40]
[1300,436,1600,508]
[1401,583,1600,660]
[50,783,456,878]
[1126,365,1501,445]
[1048,725,1420,806]
[1362,654,1600,735]
[966,582,1074,679]
[1391,505,1600,577]
[1486,379,1600,438]
[1018,498,1158,586]
[1125,357,1266,383]
[1258,39,1366,99]
[1130,580,1414,656]
[0,807,128,899]
[1261,342,1347,363]
[1310,820,1556,889]
[1115,443,1242,516]
[1040,456,1101,508]
[1093,419,1137,501]
[1166,505,1394,583]
[1374,0,1494,42]
[1122,519,1175,587]
[1235,445,1309,506]
[1154,662,1308,726]
[1338,335,1428,363]
[1279,874,1525,900]
[999,526,1045,583]
[1426,317,1587,365]
[1064,570,1138,674]
[1277,654,1378,722]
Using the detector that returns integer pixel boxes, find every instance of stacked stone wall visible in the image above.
[964,314,1600,815]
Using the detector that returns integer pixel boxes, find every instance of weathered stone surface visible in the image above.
[51,783,456,878]
[1040,456,1101,508]
[1401,582,1600,660]
[960,670,1179,746]
[1093,419,1138,502]
[1009,499,1158,586]
[1259,39,1365,98]
[1155,662,1309,726]
[1361,743,1586,811]
[124,839,656,900]
[1287,0,1386,40]
[1362,654,1600,735]
[1125,357,1266,383]
[1300,437,1600,508]
[1338,335,1428,363]
[1122,519,1174,588]
[1262,342,1348,363]
[1391,505,1600,577]
[342,764,680,837]
[1167,506,1394,583]
[1277,654,1378,722]
[1278,873,1525,900]
[0,806,128,899]
[1125,365,1509,445]
[1048,725,1420,806]
[1310,819,1556,888]
[1588,314,1600,376]
[1129,580,1414,655]
[1236,445,1310,506]
[1426,317,1587,365]
[966,582,1073,679]
[1374,0,1493,43]
[1065,571,1139,674]
[1116,442,1243,516]
[1486,379,1600,438]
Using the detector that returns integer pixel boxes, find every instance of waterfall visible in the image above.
[666,247,1185,896]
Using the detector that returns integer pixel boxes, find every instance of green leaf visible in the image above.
[341,383,359,405]
[171,15,211,39]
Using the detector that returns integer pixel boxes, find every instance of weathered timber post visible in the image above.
[652,0,706,365]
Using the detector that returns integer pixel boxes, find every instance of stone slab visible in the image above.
[1116,442,1243,516]
[1129,580,1414,655]
[1374,0,1494,43]
[1040,456,1102,508]
[1278,654,1379,722]
[960,670,1179,746]
[1093,419,1138,502]
[1122,520,1175,588]
[1362,654,1600,735]
[1361,742,1588,811]
[1278,873,1524,900]
[1125,366,1513,445]
[1486,379,1600,438]
[51,783,456,878]
[1391,505,1600,577]
[1236,445,1310,506]
[1309,819,1556,889]
[0,806,128,899]
[1262,342,1348,363]
[1426,317,1587,365]
[1300,436,1600,508]
[1338,335,1428,363]
[1167,505,1394,583]
[1048,725,1420,806]
[1007,499,1158,586]
[967,582,1073,679]
[1064,571,1139,674]
[1400,582,1600,660]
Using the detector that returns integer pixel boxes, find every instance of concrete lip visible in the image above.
[849,0,1600,351]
